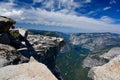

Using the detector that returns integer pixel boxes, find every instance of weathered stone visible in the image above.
[100,47,120,60]
[0,16,16,33]
[88,48,120,80]
[82,55,106,68]
[0,16,65,80]
[0,43,29,68]
[0,57,57,80]
[25,34,65,80]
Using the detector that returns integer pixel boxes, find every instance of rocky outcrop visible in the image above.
[88,55,120,80]
[0,16,15,33]
[25,34,65,80]
[0,34,65,80]
[82,55,106,68]
[0,44,28,68]
[0,57,57,80]
[0,16,15,44]
[83,47,120,68]
[100,47,120,60]
[0,16,28,46]
[88,47,120,80]
[0,16,65,80]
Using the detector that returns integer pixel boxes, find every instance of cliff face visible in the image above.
[88,48,120,80]
[70,33,120,51]
[0,16,65,80]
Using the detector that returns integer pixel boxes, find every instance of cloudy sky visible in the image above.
[0,0,120,33]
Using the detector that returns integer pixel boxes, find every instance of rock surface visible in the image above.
[100,47,120,60]
[0,16,15,33]
[26,34,65,80]
[70,33,120,51]
[82,55,106,68]
[0,43,28,68]
[0,57,57,80]
[88,48,120,80]
[0,34,65,80]
[0,16,15,44]
[0,16,65,80]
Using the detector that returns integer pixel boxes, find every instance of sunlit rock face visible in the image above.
[88,47,120,80]
[100,47,120,60]
[0,57,57,80]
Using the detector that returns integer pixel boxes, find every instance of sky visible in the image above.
[0,0,120,33]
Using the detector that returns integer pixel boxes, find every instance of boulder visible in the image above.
[0,57,57,80]
[0,43,29,68]
[0,16,16,33]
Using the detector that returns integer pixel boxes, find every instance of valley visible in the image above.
[30,29,120,80]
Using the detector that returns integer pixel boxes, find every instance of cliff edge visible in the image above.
[0,16,65,80]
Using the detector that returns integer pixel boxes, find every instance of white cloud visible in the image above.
[103,7,111,11]
[85,0,91,3]
[33,0,79,11]
[110,0,116,4]
[0,1,120,33]
[9,0,14,3]
[87,11,95,15]
[33,0,43,3]
[0,2,24,21]
[100,16,114,23]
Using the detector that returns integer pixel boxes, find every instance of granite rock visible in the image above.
[88,48,120,80]
[0,57,57,80]
[0,16,15,33]
[0,43,28,68]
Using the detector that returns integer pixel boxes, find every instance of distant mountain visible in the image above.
[70,33,120,51]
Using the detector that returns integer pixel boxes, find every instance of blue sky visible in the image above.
[0,0,120,33]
